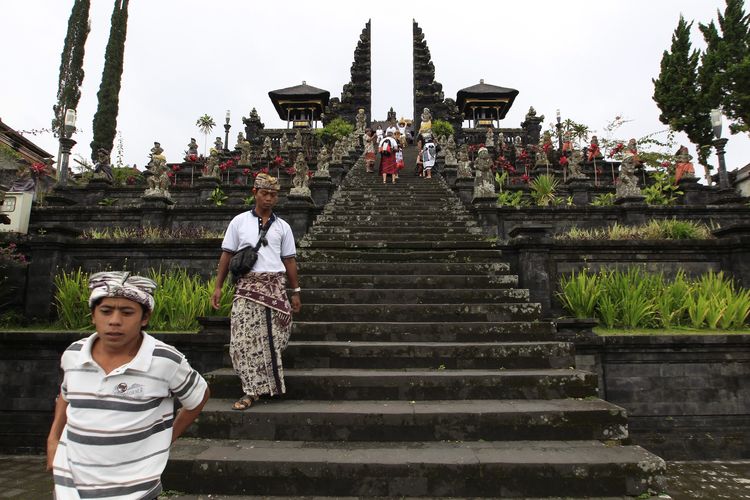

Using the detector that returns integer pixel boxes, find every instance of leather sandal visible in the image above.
[232,395,257,410]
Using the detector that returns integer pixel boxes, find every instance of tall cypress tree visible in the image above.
[652,16,713,172]
[52,0,90,138]
[700,0,750,135]
[90,0,129,160]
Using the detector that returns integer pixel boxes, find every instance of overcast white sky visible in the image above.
[2,0,748,175]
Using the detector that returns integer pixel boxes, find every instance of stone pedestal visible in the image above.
[329,163,344,185]
[678,177,703,205]
[710,188,746,206]
[87,177,113,188]
[455,177,474,207]
[471,197,498,237]
[310,176,333,208]
[25,235,70,321]
[565,179,591,206]
[441,165,457,187]
[141,195,174,228]
[285,195,315,241]
[614,195,646,207]
[196,176,221,201]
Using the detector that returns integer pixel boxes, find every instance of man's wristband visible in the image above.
[290,287,301,294]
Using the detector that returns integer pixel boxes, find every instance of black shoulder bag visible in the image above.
[229,218,273,281]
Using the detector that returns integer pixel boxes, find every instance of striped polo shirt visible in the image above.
[53,332,208,500]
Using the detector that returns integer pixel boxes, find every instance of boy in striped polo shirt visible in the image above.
[47,272,210,500]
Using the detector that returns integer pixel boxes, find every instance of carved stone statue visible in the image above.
[473,147,495,198]
[485,127,495,148]
[419,107,433,134]
[144,145,170,198]
[237,135,252,165]
[567,149,587,180]
[213,136,224,152]
[292,130,303,149]
[587,135,603,162]
[289,153,311,197]
[674,145,695,183]
[457,147,472,178]
[315,145,330,177]
[535,138,548,167]
[513,136,524,160]
[262,136,273,159]
[185,138,198,159]
[93,148,113,181]
[203,149,221,178]
[331,141,344,163]
[355,108,367,134]
[541,131,553,159]
[616,153,641,198]
[446,135,457,158]
[497,132,506,154]
[280,133,289,153]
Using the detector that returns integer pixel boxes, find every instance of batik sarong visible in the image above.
[230,272,292,397]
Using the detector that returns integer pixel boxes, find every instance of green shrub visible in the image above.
[496,190,528,208]
[557,268,750,330]
[315,118,354,146]
[529,174,559,207]
[555,219,712,241]
[431,119,454,138]
[54,268,234,331]
[590,193,616,207]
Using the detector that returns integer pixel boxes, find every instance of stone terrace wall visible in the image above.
[0,330,227,453]
[574,333,750,460]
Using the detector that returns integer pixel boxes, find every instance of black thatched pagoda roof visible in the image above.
[268,81,330,120]
[456,80,519,119]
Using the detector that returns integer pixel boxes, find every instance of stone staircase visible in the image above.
[165,151,666,498]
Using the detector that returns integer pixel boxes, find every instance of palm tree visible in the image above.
[196,114,216,155]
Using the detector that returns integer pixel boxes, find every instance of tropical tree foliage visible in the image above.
[196,114,216,154]
[90,0,129,160]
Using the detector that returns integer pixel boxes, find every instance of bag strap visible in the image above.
[252,217,274,252]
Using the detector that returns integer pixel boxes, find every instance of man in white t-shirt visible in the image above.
[211,173,301,410]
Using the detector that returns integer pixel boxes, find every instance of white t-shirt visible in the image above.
[221,210,296,273]
[53,332,208,500]
[386,125,398,136]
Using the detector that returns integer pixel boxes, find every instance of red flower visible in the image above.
[596,167,603,175]
[167,171,175,178]
[274,156,284,166]
[307,171,314,178]
[171,165,181,172]
[260,167,269,174]
[126,176,136,185]
[519,150,529,161]
[252,171,259,178]
[542,143,552,154]
[187,154,198,162]
[521,174,530,183]
[30,162,49,177]
[559,156,569,167]
[285,167,296,176]
[661,161,671,168]
[243,168,251,176]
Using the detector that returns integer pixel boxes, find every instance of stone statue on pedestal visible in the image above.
[290,153,311,197]
[355,108,367,134]
[280,133,289,153]
[315,146,330,177]
[237,135,252,165]
[535,138,548,167]
[262,137,273,159]
[292,130,303,149]
[473,147,495,198]
[587,135,603,162]
[331,141,344,163]
[567,149,587,180]
[674,145,695,183]
[616,153,641,198]
[457,148,472,178]
[446,135,457,158]
[203,149,221,178]
[92,148,113,181]
[419,107,433,134]
[185,138,198,159]
[213,137,224,152]
[485,127,495,148]
[144,144,170,198]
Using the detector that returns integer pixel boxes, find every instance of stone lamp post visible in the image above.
[58,109,77,186]
[555,109,563,154]
[223,109,231,152]
[710,108,730,190]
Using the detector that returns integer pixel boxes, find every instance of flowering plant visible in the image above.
[171,165,181,172]
[187,154,198,162]
[285,167,296,176]
[559,156,569,167]
[30,162,52,178]
[242,168,251,176]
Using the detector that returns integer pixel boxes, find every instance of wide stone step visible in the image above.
[298,249,505,263]
[313,214,479,223]
[290,321,557,342]
[186,399,628,442]
[298,240,497,250]
[294,302,541,322]
[206,368,596,400]
[302,273,518,289]
[165,439,663,497]
[318,209,467,217]
[311,222,482,232]
[297,261,511,275]
[283,341,572,369]
[303,233,487,242]
[301,288,529,304]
